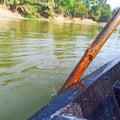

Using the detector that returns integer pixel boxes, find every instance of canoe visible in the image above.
[29,56,120,120]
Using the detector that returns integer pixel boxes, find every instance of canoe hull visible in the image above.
[29,57,120,120]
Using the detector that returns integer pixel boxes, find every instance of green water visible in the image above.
[0,19,120,120]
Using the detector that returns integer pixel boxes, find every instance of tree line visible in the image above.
[0,0,117,22]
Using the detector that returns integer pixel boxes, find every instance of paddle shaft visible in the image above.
[59,8,120,93]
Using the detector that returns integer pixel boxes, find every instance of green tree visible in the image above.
[89,0,112,22]
[74,1,87,18]
[100,4,112,22]
[90,5,101,21]
[56,0,75,17]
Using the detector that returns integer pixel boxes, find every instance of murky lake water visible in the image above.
[0,19,120,120]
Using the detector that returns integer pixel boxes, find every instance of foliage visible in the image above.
[55,0,75,17]
[74,2,87,18]
[89,0,112,22]
[38,3,53,18]
[89,5,101,21]
[99,4,112,22]
[0,0,113,22]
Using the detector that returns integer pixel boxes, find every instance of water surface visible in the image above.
[0,19,120,120]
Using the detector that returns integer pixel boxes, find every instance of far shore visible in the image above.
[0,6,106,26]
[52,15,107,26]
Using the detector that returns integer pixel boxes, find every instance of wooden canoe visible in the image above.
[29,56,120,120]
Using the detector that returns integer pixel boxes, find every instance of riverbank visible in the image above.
[0,6,24,19]
[0,6,105,26]
[52,14,98,25]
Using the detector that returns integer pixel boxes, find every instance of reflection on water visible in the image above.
[0,19,119,120]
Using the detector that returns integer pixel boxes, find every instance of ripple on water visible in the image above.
[1,77,26,87]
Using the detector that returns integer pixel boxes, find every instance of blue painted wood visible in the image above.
[29,85,82,120]
[113,80,120,108]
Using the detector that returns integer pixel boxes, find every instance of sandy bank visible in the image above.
[0,7,24,19]
[53,15,98,25]
[0,7,106,26]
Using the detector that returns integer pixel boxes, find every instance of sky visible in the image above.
[106,0,120,9]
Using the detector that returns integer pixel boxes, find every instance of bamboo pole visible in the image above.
[59,8,120,93]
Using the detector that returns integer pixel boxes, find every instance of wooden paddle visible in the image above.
[59,8,120,93]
